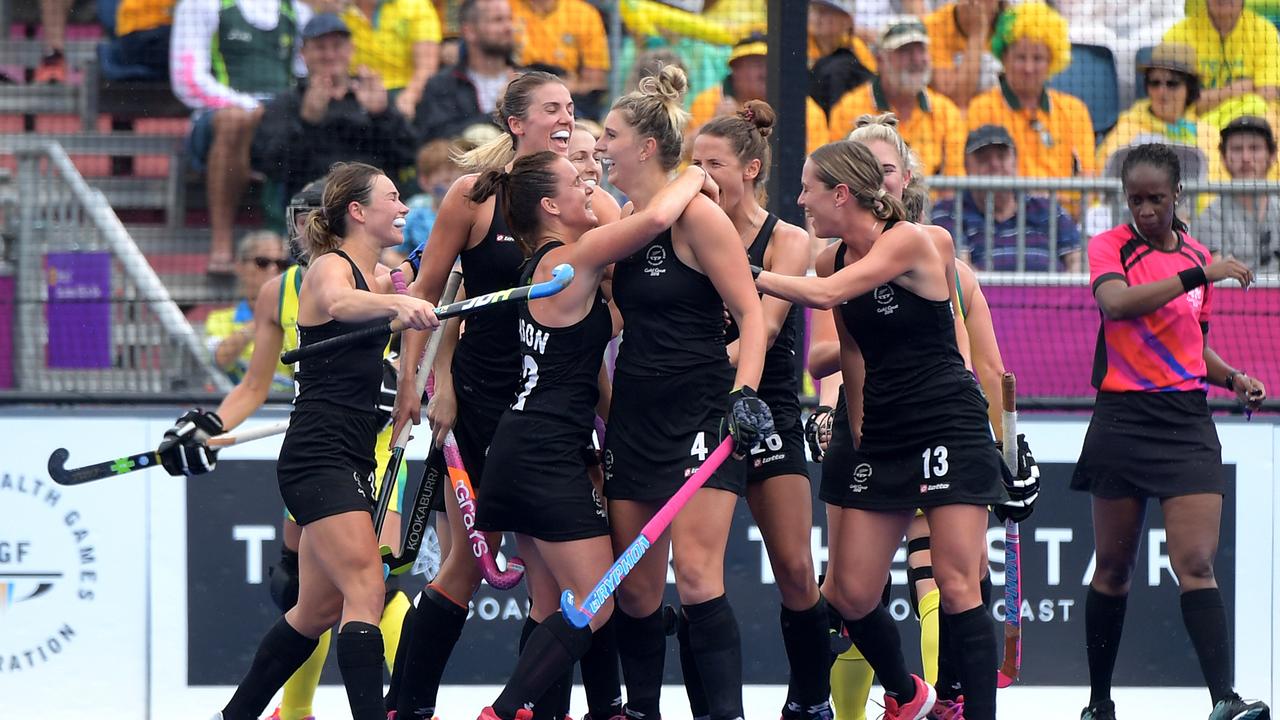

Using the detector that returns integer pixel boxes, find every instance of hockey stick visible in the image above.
[372,270,461,545]
[561,436,735,628]
[441,429,526,589]
[281,263,575,365]
[380,271,463,576]
[47,420,290,486]
[997,372,1022,688]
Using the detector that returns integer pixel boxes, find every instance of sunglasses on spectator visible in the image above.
[245,256,293,271]
[1146,78,1186,89]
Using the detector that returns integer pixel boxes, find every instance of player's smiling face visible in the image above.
[547,156,598,232]
[568,129,602,185]
[596,110,649,192]
[513,82,575,156]
[798,159,840,238]
[358,173,409,247]
[691,133,753,211]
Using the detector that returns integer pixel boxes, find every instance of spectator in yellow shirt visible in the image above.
[342,0,442,117]
[205,230,294,390]
[808,0,877,113]
[1098,42,1227,184]
[966,2,1096,181]
[689,32,830,155]
[1163,0,1280,128]
[510,0,609,116]
[101,0,176,81]
[828,18,966,177]
[924,0,1007,110]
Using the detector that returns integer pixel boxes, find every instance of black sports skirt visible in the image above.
[746,391,810,483]
[604,366,746,501]
[277,405,381,525]
[1071,390,1223,499]
[477,412,609,541]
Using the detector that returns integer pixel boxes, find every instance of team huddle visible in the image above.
[152,66,1269,720]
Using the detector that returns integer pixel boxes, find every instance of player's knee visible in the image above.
[673,561,724,604]
[291,593,344,636]
[772,554,817,605]
[1092,554,1136,594]
[1172,552,1216,585]
[268,547,300,613]
[932,568,980,612]
[827,574,882,620]
[616,576,664,618]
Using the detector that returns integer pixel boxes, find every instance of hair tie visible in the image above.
[876,188,887,201]
[743,107,754,123]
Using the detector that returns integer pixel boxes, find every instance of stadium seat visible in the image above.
[1134,45,1155,100]
[1049,43,1120,140]
[1103,139,1209,182]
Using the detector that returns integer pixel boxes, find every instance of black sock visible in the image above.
[615,608,666,720]
[396,587,469,718]
[222,617,319,720]
[947,606,997,720]
[935,609,959,702]
[842,604,915,701]
[385,601,419,712]
[493,613,593,720]
[1085,587,1128,707]
[823,594,849,670]
[677,611,710,720]
[1181,588,1234,705]
[684,595,744,720]
[581,616,625,720]
[337,621,387,720]
[780,597,833,719]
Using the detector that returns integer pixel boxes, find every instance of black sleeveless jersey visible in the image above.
[613,228,728,376]
[455,187,525,390]
[724,213,801,404]
[294,250,389,415]
[511,241,613,429]
[833,238,989,454]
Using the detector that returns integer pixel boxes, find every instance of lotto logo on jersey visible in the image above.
[495,234,516,243]
[644,245,667,277]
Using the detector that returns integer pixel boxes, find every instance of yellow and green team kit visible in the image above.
[275,264,412,720]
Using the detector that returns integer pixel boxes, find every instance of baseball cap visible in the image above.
[810,0,855,18]
[729,32,768,65]
[879,17,930,52]
[302,13,351,41]
[1220,115,1276,152]
[965,124,1016,154]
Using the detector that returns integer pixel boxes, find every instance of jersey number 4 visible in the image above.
[922,446,949,479]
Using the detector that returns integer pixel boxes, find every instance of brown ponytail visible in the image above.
[468,151,562,258]
[303,162,382,257]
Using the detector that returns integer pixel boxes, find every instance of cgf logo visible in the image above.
[1186,284,1205,314]
[644,245,667,277]
[0,472,98,671]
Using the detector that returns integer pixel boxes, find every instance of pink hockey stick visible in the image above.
[561,436,735,627]
[440,431,526,590]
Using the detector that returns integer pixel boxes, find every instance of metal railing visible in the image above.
[928,176,1280,275]
[3,141,232,397]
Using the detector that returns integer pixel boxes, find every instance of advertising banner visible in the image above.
[44,252,112,369]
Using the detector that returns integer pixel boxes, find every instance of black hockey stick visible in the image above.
[374,270,462,564]
[47,420,289,485]
[281,263,575,365]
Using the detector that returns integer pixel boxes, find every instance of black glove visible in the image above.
[376,357,398,429]
[721,386,775,458]
[157,409,224,477]
[994,433,1040,523]
[805,405,834,463]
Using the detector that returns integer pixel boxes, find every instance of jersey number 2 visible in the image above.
[922,446,949,479]
[512,356,540,411]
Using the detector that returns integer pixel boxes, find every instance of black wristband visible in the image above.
[1226,370,1241,392]
[1178,266,1208,293]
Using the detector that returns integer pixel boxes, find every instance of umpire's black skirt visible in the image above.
[604,365,746,501]
[1071,390,1224,499]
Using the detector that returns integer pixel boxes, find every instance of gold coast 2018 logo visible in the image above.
[0,472,97,672]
